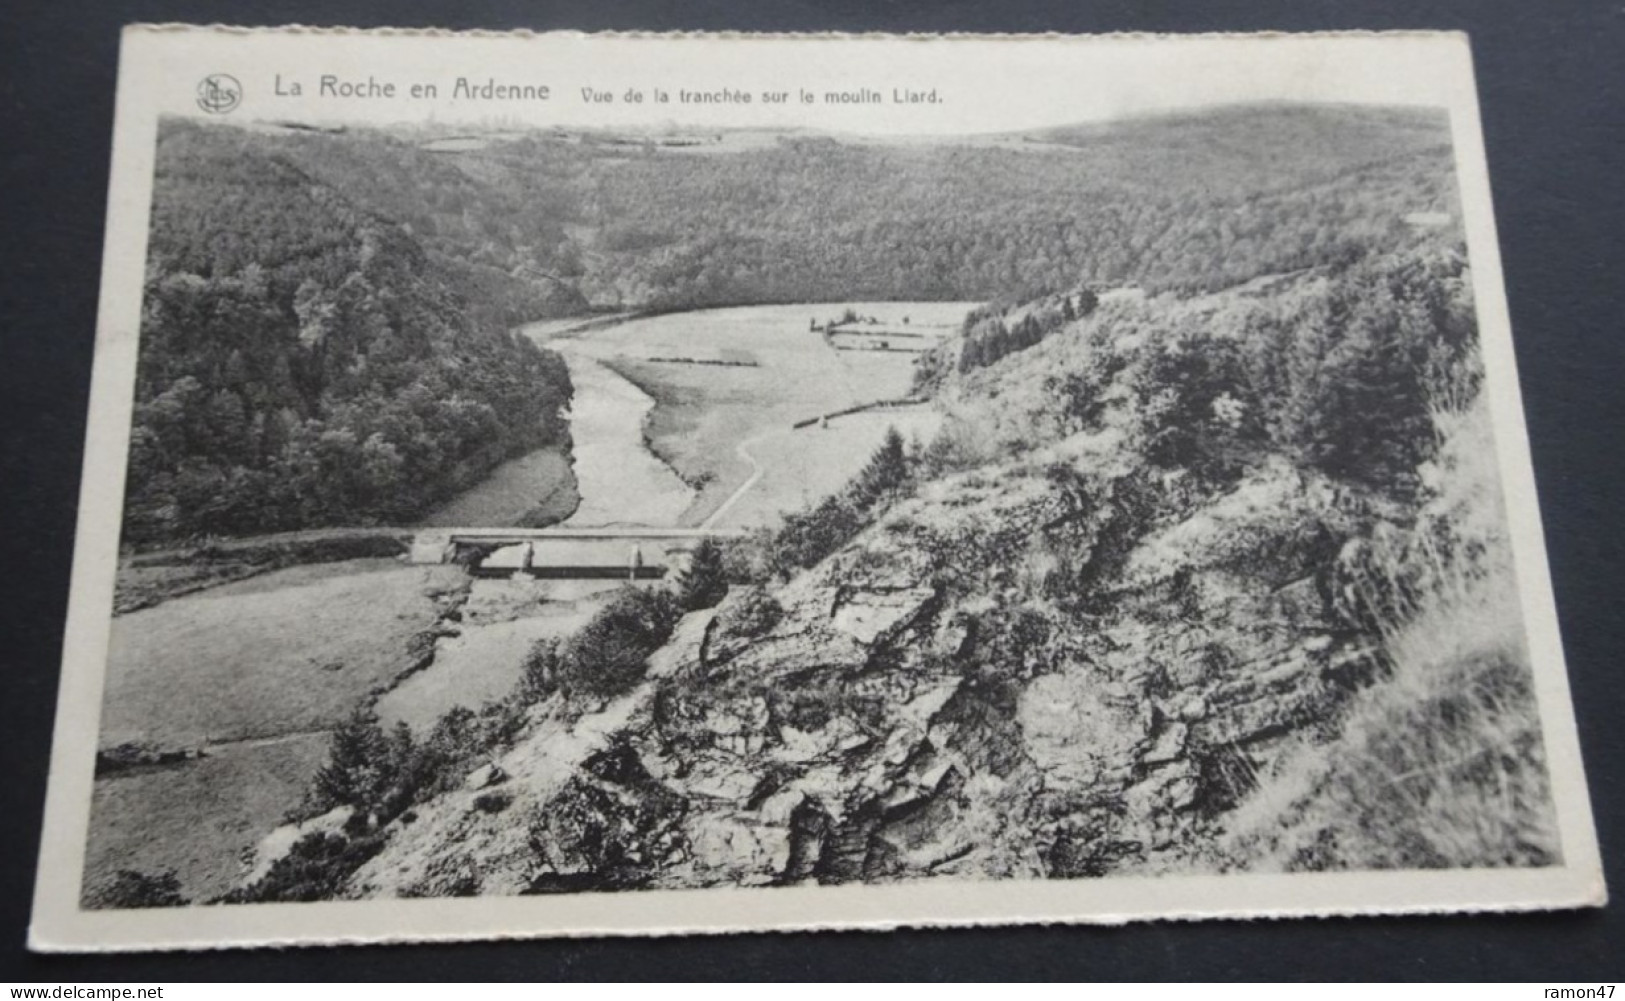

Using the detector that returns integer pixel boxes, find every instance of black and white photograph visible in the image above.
[26,26,1604,951]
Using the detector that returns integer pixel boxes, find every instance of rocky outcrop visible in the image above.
[341,425,1387,899]
[342,394,1410,897]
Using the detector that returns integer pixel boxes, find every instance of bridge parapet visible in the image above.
[409,526,748,570]
[409,531,456,565]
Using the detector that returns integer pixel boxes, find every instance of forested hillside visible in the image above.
[129,102,1459,544]
[127,122,574,544]
[570,105,1458,306]
[172,103,1458,312]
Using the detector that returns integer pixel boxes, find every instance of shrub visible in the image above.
[525,742,687,892]
[1053,342,1132,432]
[769,495,865,577]
[1256,248,1478,495]
[1132,330,1263,483]
[86,868,189,910]
[223,830,387,903]
[304,697,528,829]
[765,427,914,577]
[520,637,562,701]
[553,587,681,703]
[915,414,1000,480]
[910,342,954,396]
[394,701,527,807]
[847,427,909,509]
[472,790,514,814]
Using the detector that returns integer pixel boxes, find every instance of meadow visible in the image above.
[415,446,578,528]
[99,559,465,749]
[560,302,971,528]
[85,732,331,905]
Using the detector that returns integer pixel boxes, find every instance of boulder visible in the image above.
[1141,721,1188,768]
[685,760,765,804]
[681,812,790,886]
[830,587,937,646]
[1018,668,1153,791]
[463,762,507,791]
[646,608,715,680]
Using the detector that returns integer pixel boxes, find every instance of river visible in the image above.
[521,302,967,531]
[418,324,696,532]
[548,340,695,528]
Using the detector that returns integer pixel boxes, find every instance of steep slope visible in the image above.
[129,121,575,543]
[329,244,1555,897]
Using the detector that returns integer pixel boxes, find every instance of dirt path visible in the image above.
[700,432,769,530]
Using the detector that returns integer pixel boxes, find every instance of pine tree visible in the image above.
[850,427,909,509]
[674,536,729,612]
[313,710,396,812]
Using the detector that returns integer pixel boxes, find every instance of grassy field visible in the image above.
[91,557,472,902]
[84,732,331,904]
[416,445,579,528]
[711,408,944,529]
[114,529,411,613]
[100,559,467,749]
[555,302,972,529]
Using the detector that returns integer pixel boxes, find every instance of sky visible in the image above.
[145,28,1476,136]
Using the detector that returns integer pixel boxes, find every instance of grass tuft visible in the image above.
[1219,400,1559,872]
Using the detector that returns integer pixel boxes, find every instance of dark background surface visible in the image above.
[1,0,1620,981]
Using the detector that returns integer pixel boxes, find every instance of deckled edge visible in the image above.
[31,881,1608,954]
[119,23,1470,42]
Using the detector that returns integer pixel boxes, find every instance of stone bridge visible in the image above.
[411,526,748,580]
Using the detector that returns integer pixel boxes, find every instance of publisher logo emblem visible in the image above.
[197,74,242,114]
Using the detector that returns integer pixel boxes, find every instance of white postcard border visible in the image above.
[28,25,1606,953]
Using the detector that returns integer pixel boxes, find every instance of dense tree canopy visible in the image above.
[172,103,1458,316]
[128,123,574,544]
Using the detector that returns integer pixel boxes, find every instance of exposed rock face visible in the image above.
[243,806,355,888]
[346,435,1380,898]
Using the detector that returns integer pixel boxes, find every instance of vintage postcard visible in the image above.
[30,25,1605,951]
